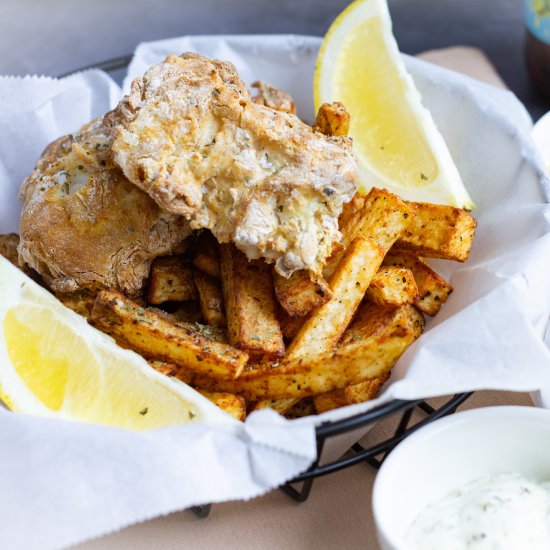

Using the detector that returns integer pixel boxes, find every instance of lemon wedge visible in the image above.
[0,256,233,429]
[315,0,475,210]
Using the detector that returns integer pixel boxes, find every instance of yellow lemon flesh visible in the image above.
[315,0,475,210]
[0,256,232,430]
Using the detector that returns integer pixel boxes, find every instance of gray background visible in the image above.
[1,0,547,118]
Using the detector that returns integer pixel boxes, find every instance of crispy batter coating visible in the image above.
[106,53,357,276]
[251,81,296,114]
[19,119,190,296]
[0,234,20,266]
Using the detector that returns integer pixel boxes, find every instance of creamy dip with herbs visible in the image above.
[405,473,550,549]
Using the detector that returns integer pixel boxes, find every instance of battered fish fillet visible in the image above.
[106,53,358,276]
[19,119,190,296]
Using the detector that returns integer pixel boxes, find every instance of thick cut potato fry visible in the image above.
[396,202,476,261]
[147,256,197,305]
[313,102,351,137]
[169,300,204,324]
[278,308,306,341]
[274,269,332,317]
[339,302,411,344]
[57,290,96,319]
[313,304,424,412]
[251,81,296,114]
[324,188,414,279]
[314,372,390,413]
[193,269,226,327]
[148,360,180,377]
[358,188,416,252]
[339,194,366,236]
[91,290,248,379]
[0,233,19,266]
[284,397,316,419]
[252,398,300,414]
[323,195,366,278]
[191,231,221,279]
[288,236,385,358]
[220,244,285,360]
[365,266,418,307]
[197,390,246,421]
[383,250,453,316]
[194,311,421,400]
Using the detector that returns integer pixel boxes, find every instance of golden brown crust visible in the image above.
[383,250,453,316]
[147,256,197,304]
[19,119,190,296]
[91,290,248,380]
[397,202,476,261]
[220,244,285,360]
[251,81,297,114]
[313,102,351,137]
[274,269,332,317]
[364,266,419,307]
[0,234,20,266]
[192,269,226,327]
[107,53,358,276]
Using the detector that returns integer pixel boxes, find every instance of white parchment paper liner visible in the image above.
[0,35,549,549]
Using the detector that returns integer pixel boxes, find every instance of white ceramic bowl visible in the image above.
[372,406,550,550]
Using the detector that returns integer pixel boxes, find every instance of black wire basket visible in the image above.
[63,56,473,519]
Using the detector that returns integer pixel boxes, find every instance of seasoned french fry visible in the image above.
[148,360,180,377]
[313,304,424,412]
[278,308,306,341]
[383,250,453,316]
[274,269,332,317]
[193,269,226,327]
[284,397,316,419]
[251,81,296,114]
[252,398,301,415]
[191,231,221,279]
[323,196,366,278]
[313,102,350,137]
[324,188,414,279]
[365,266,418,307]
[194,310,422,400]
[396,202,476,261]
[339,193,367,238]
[57,290,96,319]
[288,236,385,357]
[91,290,248,380]
[339,302,411,344]
[170,300,204,324]
[197,390,247,421]
[147,256,197,305]
[314,372,390,413]
[358,188,416,252]
[220,245,285,360]
[0,233,19,266]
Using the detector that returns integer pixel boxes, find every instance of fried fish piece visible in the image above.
[19,119,190,296]
[251,81,296,114]
[0,234,20,266]
[106,53,357,276]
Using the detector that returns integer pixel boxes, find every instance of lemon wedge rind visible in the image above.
[315,0,475,210]
[0,256,235,429]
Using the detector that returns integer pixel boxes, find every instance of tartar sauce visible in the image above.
[405,473,550,549]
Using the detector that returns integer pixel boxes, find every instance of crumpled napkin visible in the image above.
[0,34,549,549]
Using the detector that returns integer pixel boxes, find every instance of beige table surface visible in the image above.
[76,48,535,550]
